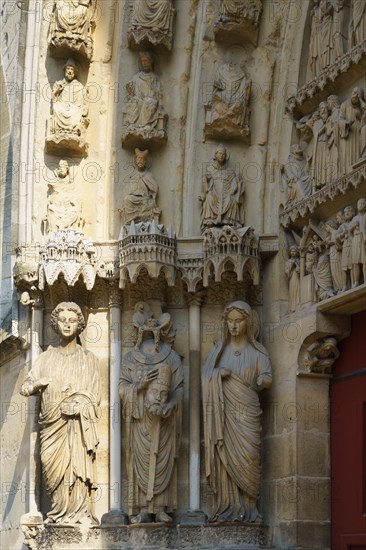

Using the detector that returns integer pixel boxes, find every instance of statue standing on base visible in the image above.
[119,303,183,524]
[202,301,272,523]
[20,302,101,524]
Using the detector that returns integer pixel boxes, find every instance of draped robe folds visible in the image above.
[308,5,321,77]
[123,168,159,223]
[350,0,366,47]
[339,99,362,174]
[326,107,340,181]
[320,2,333,72]
[52,0,93,39]
[131,0,171,32]
[285,258,300,311]
[202,340,272,522]
[326,229,343,291]
[125,72,162,128]
[119,341,183,516]
[202,161,244,226]
[283,154,312,204]
[311,118,329,186]
[20,345,101,524]
[47,182,82,230]
[51,78,88,135]
[312,251,335,299]
[351,212,366,264]
[211,64,250,128]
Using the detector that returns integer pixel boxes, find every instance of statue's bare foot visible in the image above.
[155,511,173,523]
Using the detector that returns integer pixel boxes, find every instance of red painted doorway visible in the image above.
[331,310,366,550]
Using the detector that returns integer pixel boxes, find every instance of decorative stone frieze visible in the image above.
[38,230,97,290]
[213,0,263,46]
[286,39,366,116]
[119,221,176,288]
[202,225,260,286]
[127,0,175,52]
[48,0,97,61]
[204,62,251,142]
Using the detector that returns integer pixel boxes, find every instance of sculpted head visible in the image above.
[57,159,69,179]
[214,144,228,164]
[139,51,153,72]
[290,144,303,159]
[344,205,355,221]
[319,101,329,121]
[289,245,299,258]
[357,197,366,213]
[351,87,364,105]
[145,364,171,414]
[50,302,85,340]
[222,301,257,342]
[134,148,148,170]
[327,95,340,111]
[63,58,79,81]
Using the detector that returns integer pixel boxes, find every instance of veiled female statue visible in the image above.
[20,302,101,524]
[202,301,272,523]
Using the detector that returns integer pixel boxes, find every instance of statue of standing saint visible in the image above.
[199,145,244,228]
[20,302,101,524]
[119,303,183,524]
[202,301,272,522]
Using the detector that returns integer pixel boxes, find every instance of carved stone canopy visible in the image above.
[203,225,260,286]
[119,221,176,288]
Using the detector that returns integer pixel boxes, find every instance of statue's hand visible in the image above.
[138,368,159,391]
[220,368,231,379]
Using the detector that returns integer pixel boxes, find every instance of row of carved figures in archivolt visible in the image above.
[285,197,366,312]
[282,88,366,208]
[307,0,366,79]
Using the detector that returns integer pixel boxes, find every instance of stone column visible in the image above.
[101,284,128,524]
[182,293,206,524]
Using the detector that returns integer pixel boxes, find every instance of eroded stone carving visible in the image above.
[127,0,175,52]
[349,0,366,48]
[45,160,84,233]
[202,301,272,522]
[303,337,340,374]
[349,197,366,287]
[336,204,356,291]
[46,59,89,156]
[285,245,300,312]
[119,303,183,524]
[20,302,101,524]
[281,144,312,206]
[122,52,168,148]
[48,0,97,60]
[324,218,343,292]
[13,260,39,306]
[331,0,345,63]
[339,87,366,174]
[120,149,161,224]
[214,0,263,46]
[204,62,251,142]
[199,145,244,228]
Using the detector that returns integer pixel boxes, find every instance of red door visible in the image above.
[331,311,366,550]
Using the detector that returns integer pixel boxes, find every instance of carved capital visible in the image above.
[109,284,123,308]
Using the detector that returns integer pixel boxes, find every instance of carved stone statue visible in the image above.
[319,0,333,73]
[336,205,356,291]
[127,0,175,51]
[218,0,262,26]
[48,0,97,60]
[312,241,335,300]
[349,0,366,48]
[119,303,183,524]
[350,197,366,287]
[122,52,168,148]
[282,144,312,205]
[310,101,330,189]
[214,0,263,45]
[339,87,366,175]
[360,110,366,161]
[285,245,300,312]
[120,148,161,224]
[303,337,340,374]
[45,160,84,233]
[326,94,341,181]
[46,58,89,155]
[324,219,342,292]
[331,0,345,63]
[204,62,251,141]
[308,0,321,78]
[20,302,101,524]
[202,301,272,522]
[199,145,244,228]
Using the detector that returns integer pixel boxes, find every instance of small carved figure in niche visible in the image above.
[308,0,322,78]
[48,0,97,60]
[132,301,173,350]
[202,301,272,522]
[326,95,341,181]
[128,0,175,51]
[339,87,366,174]
[282,144,312,206]
[312,240,335,300]
[20,302,101,524]
[303,337,340,374]
[360,110,366,160]
[199,145,244,228]
[324,219,342,292]
[331,0,345,62]
[205,62,251,141]
[122,52,167,147]
[349,0,366,48]
[350,197,366,287]
[319,0,333,72]
[218,0,262,27]
[46,58,89,155]
[336,205,356,291]
[310,101,330,189]
[285,245,300,312]
[119,304,183,524]
[121,148,161,224]
[45,160,84,233]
